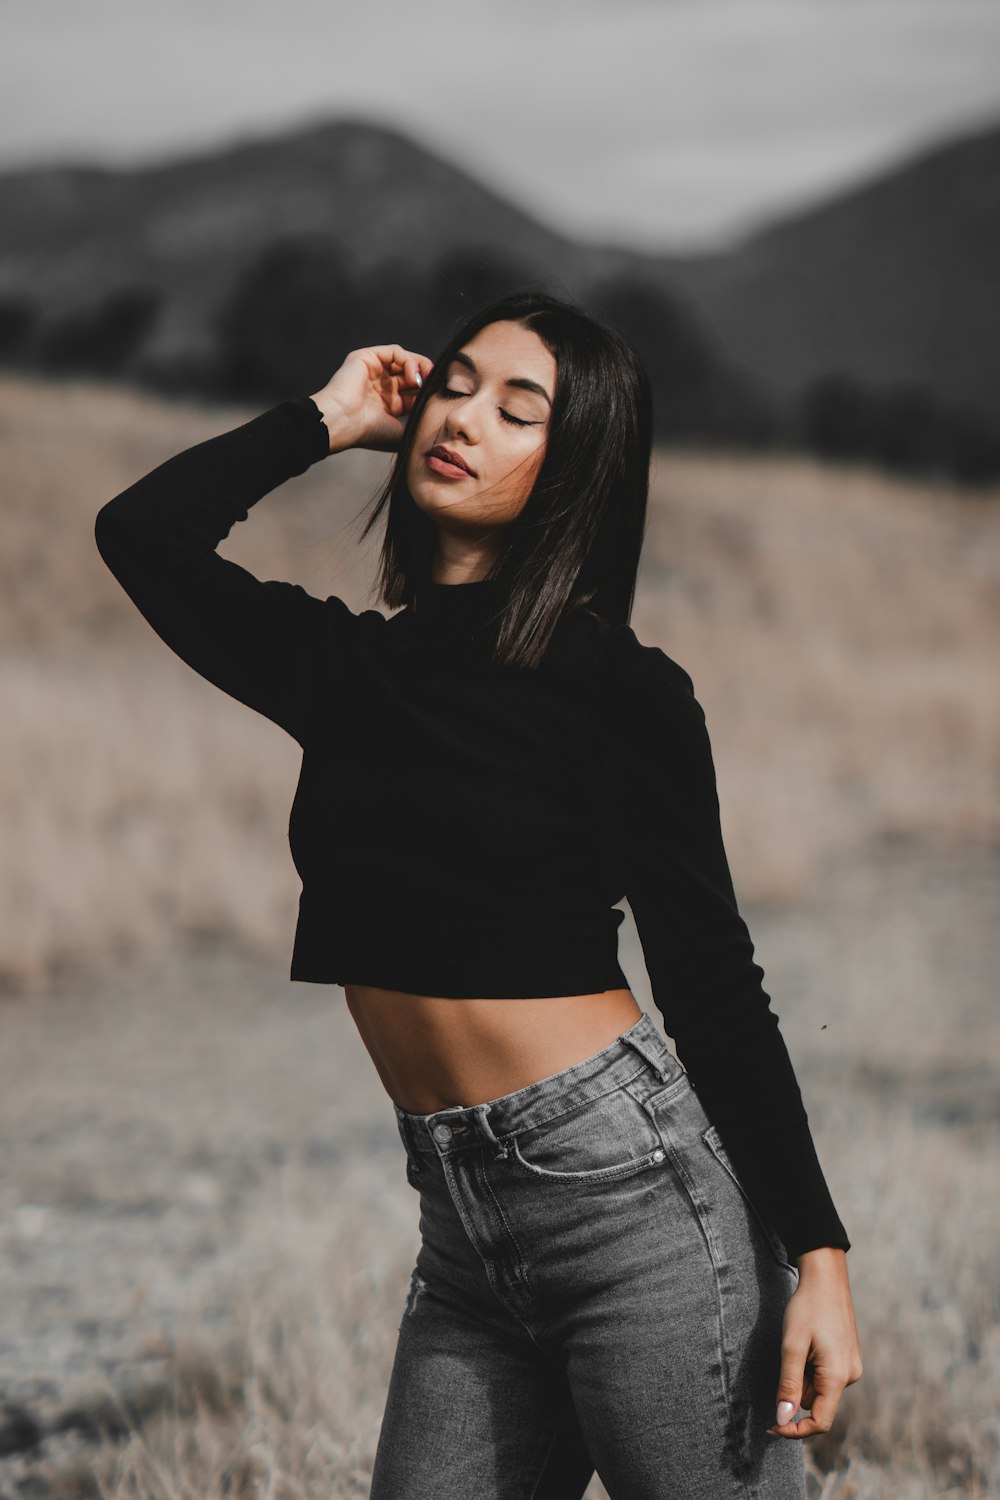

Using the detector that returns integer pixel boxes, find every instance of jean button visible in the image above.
[652,1147,665,1162]
[433,1123,453,1143]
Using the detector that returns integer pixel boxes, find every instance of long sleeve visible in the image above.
[94,395,353,744]
[597,633,850,1259]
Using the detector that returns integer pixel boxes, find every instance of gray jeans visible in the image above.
[371,1012,806,1500]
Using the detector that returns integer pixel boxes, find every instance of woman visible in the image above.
[95,289,862,1499]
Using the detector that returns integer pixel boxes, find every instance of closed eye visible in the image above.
[441,386,539,428]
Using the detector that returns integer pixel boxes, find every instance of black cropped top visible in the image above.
[93,393,851,1259]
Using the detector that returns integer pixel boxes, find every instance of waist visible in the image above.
[344,983,645,1114]
[393,1010,682,1157]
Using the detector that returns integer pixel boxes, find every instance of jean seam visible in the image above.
[703,1126,798,1275]
[508,1135,667,1186]
[438,1156,507,1307]
[656,1126,767,1498]
[474,1150,538,1319]
[641,1071,693,1112]
[525,1414,563,1500]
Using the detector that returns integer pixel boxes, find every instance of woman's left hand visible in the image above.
[769,1246,863,1438]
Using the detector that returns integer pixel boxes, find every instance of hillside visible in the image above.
[0,113,997,466]
[656,115,1000,415]
[0,116,627,380]
[0,115,764,440]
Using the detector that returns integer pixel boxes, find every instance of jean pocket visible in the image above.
[508,1080,671,1184]
[701,1124,797,1275]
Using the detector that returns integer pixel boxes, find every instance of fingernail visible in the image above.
[776,1401,796,1424]
[415,371,423,386]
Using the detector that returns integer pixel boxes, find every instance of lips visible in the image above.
[427,444,476,476]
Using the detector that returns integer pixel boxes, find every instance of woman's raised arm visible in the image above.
[94,395,350,744]
[94,345,432,743]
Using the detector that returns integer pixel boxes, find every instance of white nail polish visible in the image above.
[777,1400,796,1424]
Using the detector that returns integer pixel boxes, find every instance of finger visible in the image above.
[771,1414,827,1440]
[397,352,431,393]
[371,344,418,378]
[773,1341,807,1433]
[805,1383,843,1433]
[373,345,432,388]
[772,1383,843,1440]
[798,1363,817,1412]
[359,347,404,397]
[371,343,407,365]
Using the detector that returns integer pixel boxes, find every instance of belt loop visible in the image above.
[472,1102,510,1160]
[620,1019,672,1083]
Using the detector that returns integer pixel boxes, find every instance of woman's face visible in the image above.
[406,319,556,539]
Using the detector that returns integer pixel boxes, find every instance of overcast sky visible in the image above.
[5,0,999,252]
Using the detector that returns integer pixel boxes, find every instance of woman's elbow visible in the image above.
[94,497,139,573]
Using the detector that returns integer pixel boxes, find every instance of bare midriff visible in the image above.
[342,983,645,1114]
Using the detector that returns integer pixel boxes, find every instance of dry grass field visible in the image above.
[1,371,998,1498]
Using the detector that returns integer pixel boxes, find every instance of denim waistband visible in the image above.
[393,1011,682,1164]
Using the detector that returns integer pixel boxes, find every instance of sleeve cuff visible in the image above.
[279,395,333,466]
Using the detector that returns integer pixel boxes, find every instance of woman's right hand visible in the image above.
[309,345,435,455]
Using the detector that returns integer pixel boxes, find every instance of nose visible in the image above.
[442,392,480,446]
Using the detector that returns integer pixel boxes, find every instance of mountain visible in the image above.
[0,115,623,378]
[651,116,1000,418]
[0,116,769,441]
[0,111,997,470]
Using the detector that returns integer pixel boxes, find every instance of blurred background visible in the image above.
[1,3,998,1497]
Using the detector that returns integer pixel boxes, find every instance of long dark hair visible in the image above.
[359,287,653,669]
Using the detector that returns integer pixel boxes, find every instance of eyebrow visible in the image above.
[449,350,552,407]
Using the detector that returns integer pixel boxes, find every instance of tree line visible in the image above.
[1,234,997,485]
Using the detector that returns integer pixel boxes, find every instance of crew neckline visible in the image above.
[412,577,505,635]
[425,577,498,590]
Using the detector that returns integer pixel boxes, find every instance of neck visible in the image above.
[412,575,504,637]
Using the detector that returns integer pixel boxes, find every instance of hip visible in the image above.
[394,1011,800,1317]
